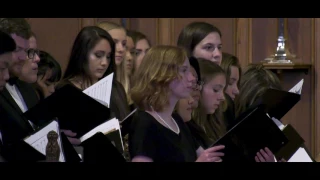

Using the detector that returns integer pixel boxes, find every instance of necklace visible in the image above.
[150,106,180,134]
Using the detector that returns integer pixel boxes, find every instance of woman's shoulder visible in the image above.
[130,110,158,133]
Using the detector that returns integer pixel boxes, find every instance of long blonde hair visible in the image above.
[97,21,128,91]
[192,59,227,143]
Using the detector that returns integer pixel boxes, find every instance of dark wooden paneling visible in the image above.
[128,18,157,46]
[96,18,122,25]
[28,18,81,75]
[252,18,278,63]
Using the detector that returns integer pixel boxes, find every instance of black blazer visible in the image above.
[0,80,40,145]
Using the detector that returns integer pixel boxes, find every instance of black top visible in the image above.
[129,110,199,162]
[185,120,212,149]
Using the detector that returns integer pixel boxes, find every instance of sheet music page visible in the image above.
[24,121,65,162]
[288,147,313,162]
[83,73,113,107]
[80,118,120,142]
[120,108,137,123]
[288,79,304,94]
[269,115,286,130]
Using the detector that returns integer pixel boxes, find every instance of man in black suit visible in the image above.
[0,30,17,161]
[0,18,81,149]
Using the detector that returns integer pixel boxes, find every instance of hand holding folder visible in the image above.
[211,107,288,162]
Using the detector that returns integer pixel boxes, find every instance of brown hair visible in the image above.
[131,45,188,112]
[235,64,282,117]
[192,59,227,143]
[177,21,222,57]
[0,18,32,39]
[127,30,151,47]
[220,52,241,88]
[220,52,241,111]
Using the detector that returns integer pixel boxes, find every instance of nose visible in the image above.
[188,96,195,104]
[33,53,40,63]
[212,48,221,62]
[219,92,225,101]
[116,43,125,53]
[188,71,196,82]
[101,56,108,66]
[233,86,240,95]
[126,51,132,61]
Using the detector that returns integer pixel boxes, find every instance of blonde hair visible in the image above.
[192,59,227,143]
[131,45,188,112]
[123,50,133,105]
[97,21,128,95]
[97,21,125,32]
[235,65,282,118]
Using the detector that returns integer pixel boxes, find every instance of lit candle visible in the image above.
[279,18,284,37]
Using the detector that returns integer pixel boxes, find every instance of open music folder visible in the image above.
[24,84,113,138]
[1,120,81,162]
[211,106,289,162]
[24,120,65,162]
[255,88,301,121]
[80,118,124,153]
[83,73,113,107]
[268,79,314,162]
[288,79,304,95]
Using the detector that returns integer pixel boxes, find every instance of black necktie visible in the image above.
[7,77,18,86]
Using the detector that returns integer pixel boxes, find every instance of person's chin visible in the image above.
[209,108,217,114]
[115,59,123,66]
[95,74,104,80]
[30,76,38,83]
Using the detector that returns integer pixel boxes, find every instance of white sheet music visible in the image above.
[270,116,286,130]
[83,73,113,107]
[24,121,65,162]
[289,79,304,95]
[288,147,313,162]
[80,118,123,151]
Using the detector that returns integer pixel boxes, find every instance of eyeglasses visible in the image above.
[26,48,40,59]
[192,80,204,91]
[15,47,40,59]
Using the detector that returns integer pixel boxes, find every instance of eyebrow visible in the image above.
[203,43,222,46]
[94,50,105,53]
[213,84,224,88]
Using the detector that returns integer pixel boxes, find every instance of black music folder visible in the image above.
[0,120,82,162]
[254,88,301,120]
[81,132,126,163]
[23,84,113,138]
[60,132,82,162]
[211,106,288,162]
[1,140,46,162]
[275,124,305,161]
